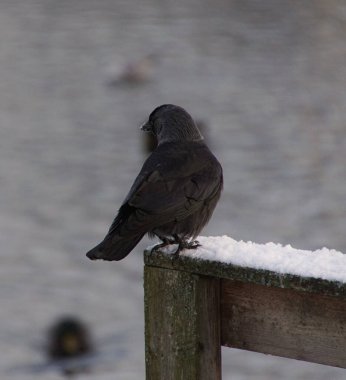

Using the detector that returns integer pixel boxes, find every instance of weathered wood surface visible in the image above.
[144,266,221,380]
[144,250,346,298]
[144,249,346,376]
[221,279,346,368]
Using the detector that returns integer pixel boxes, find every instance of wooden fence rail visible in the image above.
[144,250,346,380]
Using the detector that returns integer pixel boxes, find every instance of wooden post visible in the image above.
[221,279,346,367]
[144,249,346,376]
[144,266,221,380]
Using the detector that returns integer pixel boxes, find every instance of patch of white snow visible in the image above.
[176,236,346,283]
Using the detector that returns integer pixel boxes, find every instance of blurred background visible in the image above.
[1,0,346,378]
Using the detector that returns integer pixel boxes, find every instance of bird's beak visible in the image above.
[141,121,152,132]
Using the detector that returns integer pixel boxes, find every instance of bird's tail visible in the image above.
[86,232,145,261]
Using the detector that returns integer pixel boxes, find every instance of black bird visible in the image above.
[47,316,92,359]
[86,104,223,261]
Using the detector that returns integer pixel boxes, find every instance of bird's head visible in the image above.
[141,104,203,145]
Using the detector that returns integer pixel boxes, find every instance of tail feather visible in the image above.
[86,232,145,261]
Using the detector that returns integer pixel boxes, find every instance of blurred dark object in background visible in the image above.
[107,53,158,86]
[47,316,92,359]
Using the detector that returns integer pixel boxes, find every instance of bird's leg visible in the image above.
[150,236,176,254]
[172,234,201,258]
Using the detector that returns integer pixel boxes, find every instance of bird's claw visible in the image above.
[150,243,166,254]
[150,236,201,260]
[173,239,201,258]
[150,238,176,254]
[183,240,201,250]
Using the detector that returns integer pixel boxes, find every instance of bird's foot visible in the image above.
[180,240,201,250]
[150,237,176,254]
[173,239,201,258]
[151,235,201,258]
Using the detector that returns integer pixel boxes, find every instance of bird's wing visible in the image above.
[124,143,222,226]
[93,142,222,261]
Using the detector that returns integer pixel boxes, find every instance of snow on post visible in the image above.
[183,236,346,284]
[144,235,346,377]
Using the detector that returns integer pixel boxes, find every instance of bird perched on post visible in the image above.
[86,104,223,261]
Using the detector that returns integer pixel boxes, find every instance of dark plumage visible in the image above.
[86,104,223,261]
[47,316,92,359]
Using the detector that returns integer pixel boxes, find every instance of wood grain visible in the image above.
[144,266,221,380]
[221,279,346,368]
